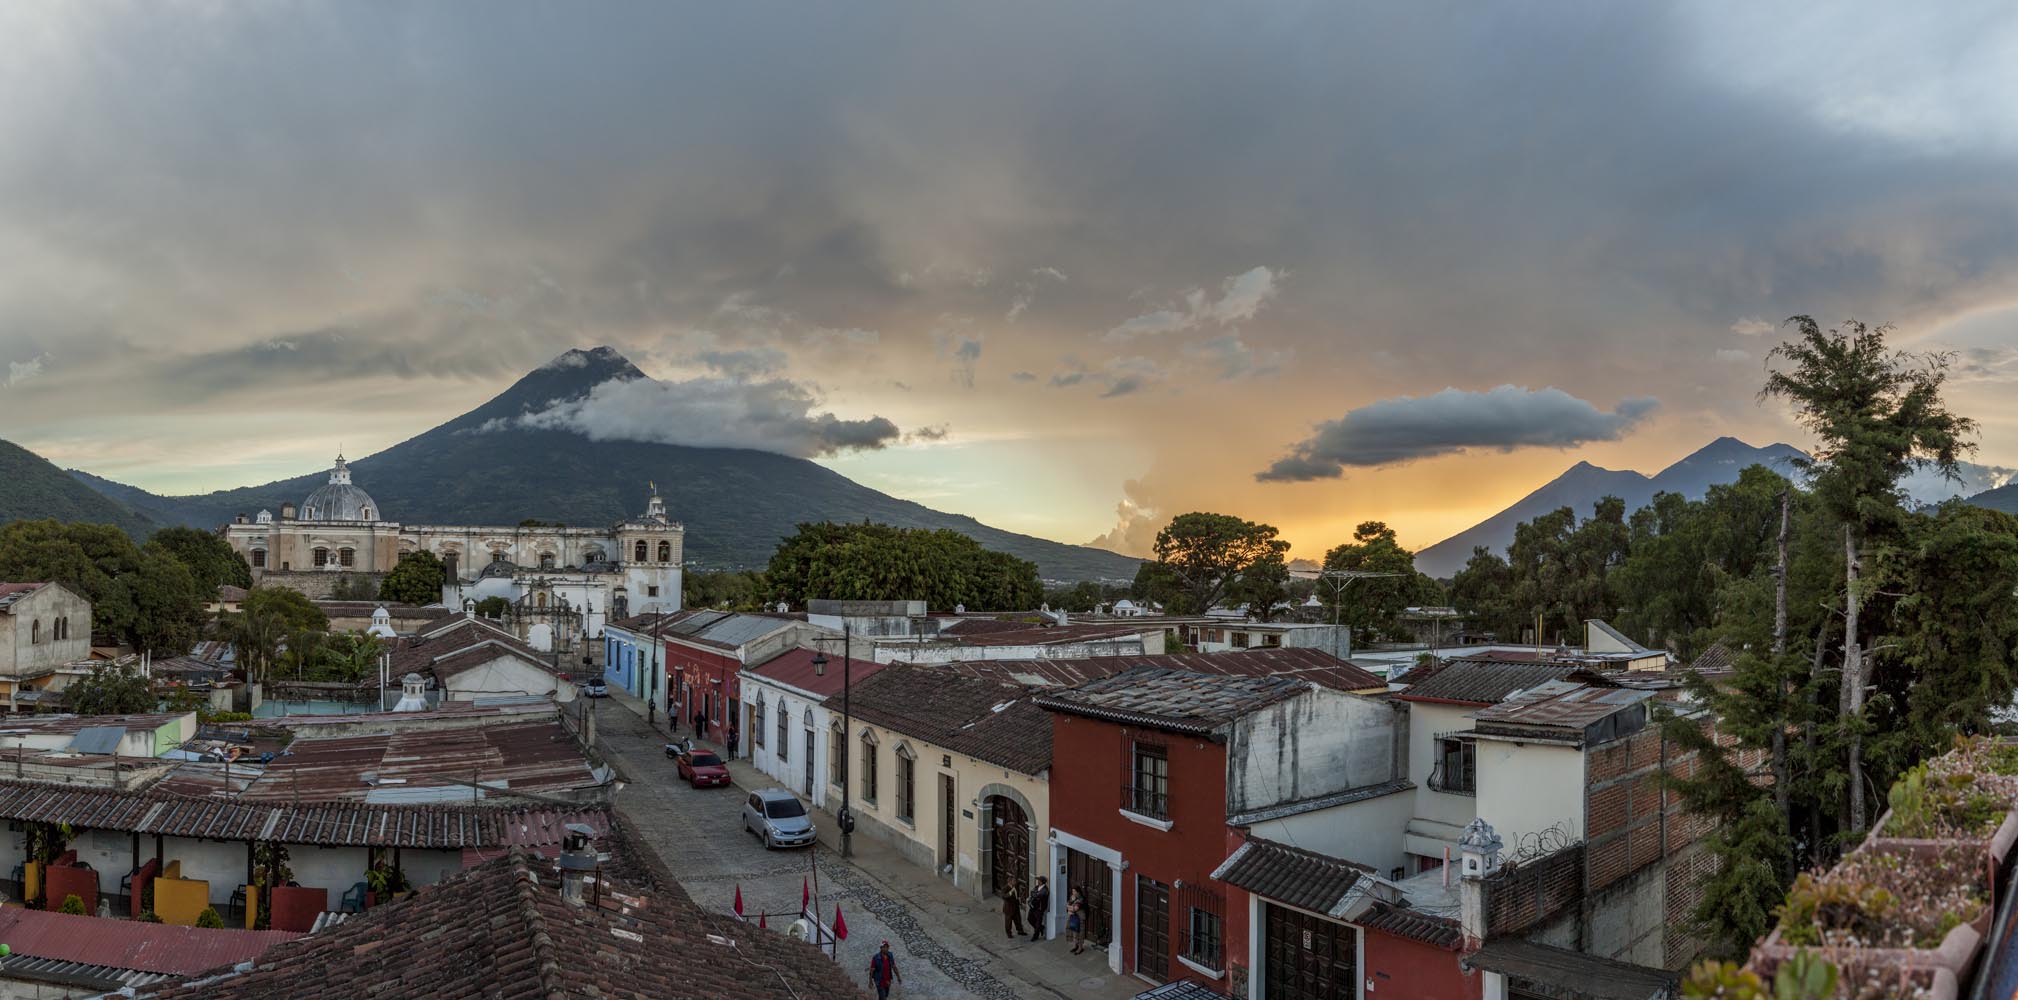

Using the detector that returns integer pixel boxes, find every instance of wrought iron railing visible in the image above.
[1123,784,1171,818]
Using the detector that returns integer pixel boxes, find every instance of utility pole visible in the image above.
[1318,569,1403,661]
[811,621,857,858]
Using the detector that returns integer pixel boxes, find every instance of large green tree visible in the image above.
[1764,316,1974,831]
[1318,522,1442,642]
[1148,513,1290,615]
[0,519,207,654]
[147,526,252,593]
[377,550,446,606]
[765,522,1042,612]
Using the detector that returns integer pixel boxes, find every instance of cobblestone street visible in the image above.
[592,694,1142,1000]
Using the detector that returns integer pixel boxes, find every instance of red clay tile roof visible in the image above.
[1359,902,1463,950]
[845,664,1052,775]
[0,779,609,849]
[137,849,868,1000]
[1212,837,1372,918]
[0,907,297,976]
[744,646,892,698]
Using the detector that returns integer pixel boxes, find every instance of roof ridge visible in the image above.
[505,849,570,1000]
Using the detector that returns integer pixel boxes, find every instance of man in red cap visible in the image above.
[867,941,901,999]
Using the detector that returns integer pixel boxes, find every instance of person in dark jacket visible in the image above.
[1026,876,1050,941]
[1001,883,1026,939]
[867,941,901,999]
[726,725,740,760]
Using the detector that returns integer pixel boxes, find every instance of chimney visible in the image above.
[1456,818,1503,948]
[557,824,600,907]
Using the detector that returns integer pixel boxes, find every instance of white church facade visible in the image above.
[222,456,683,642]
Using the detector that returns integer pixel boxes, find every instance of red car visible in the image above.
[677,749,732,788]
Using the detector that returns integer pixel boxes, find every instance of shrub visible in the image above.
[58,894,85,915]
[195,907,225,929]
[1883,763,2001,838]
[138,910,163,923]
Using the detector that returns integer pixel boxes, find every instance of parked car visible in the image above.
[677,748,732,788]
[580,676,608,698]
[742,789,817,849]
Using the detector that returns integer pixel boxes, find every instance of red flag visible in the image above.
[833,905,848,941]
[759,911,768,929]
[801,877,810,916]
[734,884,744,917]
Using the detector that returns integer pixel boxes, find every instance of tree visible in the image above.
[378,550,446,606]
[59,894,86,915]
[148,526,252,593]
[195,907,225,929]
[1448,547,1519,638]
[1148,513,1290,615]
[474,596,511,619]
[1224,553,1291,621]
[217,587,329,683]
[60,664,155,715]
[1764,316,1975,831]
[0,519,206,653]
[683,570,769,611]
[1319,522,1442,642]
[328,574,378,601]
[319,631,386,685]
[765,522,1042,611]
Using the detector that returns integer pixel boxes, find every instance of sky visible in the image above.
[3,2,2018,560]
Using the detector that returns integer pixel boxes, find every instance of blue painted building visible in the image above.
[603,620,649,699]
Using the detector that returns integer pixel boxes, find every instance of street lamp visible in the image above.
[810,620,856,858]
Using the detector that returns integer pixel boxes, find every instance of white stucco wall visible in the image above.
[0,586,92,677]
[161,837,250,905]
[1405,701,1480,847]
[742,676,835,807]
[287,845,370,897]
[1474,738,1585,853]
[1246,787,1415,876]
[1225,688,1402,815]
[442,655,561,700]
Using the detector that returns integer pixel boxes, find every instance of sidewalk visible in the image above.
[598,686,1144,1000]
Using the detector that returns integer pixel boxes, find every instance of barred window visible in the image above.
[1127,739,1170,818]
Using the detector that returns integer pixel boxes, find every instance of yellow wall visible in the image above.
[153,876,212,926]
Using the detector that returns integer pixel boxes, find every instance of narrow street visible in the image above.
[591,693,1141,1000]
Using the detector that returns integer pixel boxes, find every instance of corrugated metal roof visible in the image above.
[204,720,600,803]
[0,906,296,976]
[68,726,130,755]
[1395,659,1595,705]
[954,647,1385,692]
[0,582,47,612]
[1035,666,1310,734]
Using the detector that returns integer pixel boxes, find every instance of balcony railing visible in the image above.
[1123,784,1170,819]
[1178,928,1224,972]
[1427,760,1476,796]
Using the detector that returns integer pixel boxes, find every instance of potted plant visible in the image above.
[364,866,389,908]
[1865,755,2018,892]
[1751,843,1990,981]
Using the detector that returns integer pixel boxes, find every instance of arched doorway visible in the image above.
[989,795,1031,899]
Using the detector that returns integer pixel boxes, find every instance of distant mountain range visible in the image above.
[1414,436,2017,577]
[9,347,1143,581]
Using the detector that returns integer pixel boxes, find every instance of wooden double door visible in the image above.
[1263,902,1357,1000]
[1135,876,1171,982]
[1064,848,1112,946]
[989,796,1030,899]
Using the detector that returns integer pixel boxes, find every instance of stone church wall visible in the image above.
[253,570,388,600]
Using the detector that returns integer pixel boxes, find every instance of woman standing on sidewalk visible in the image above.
[1066,888,1086,954]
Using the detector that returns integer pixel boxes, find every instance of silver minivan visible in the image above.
[742,788,817,849]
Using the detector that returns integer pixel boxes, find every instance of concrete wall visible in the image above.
[160,837,249,905]
[251,570,388,600]
[1225,689,1402,816]
[1,586,91,678]
[1245,786,1414,877]
[1474,740,1583,854]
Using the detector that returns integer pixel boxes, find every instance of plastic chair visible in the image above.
[339,881,367,913]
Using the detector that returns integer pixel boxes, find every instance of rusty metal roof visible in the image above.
[1471,681,1654,745]
[959,647,1384,692]
[1035,666,1310,735]
[232,720,601,803]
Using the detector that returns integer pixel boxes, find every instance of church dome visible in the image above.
[301,455,380,522]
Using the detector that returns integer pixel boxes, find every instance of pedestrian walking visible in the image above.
[1026,876,1049,941]
[1001,884,1026,939]
[726,724,740,760]
[867,941,902,999]
[1067,887,1086,954]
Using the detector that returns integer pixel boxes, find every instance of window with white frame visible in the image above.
[860,729,880,803]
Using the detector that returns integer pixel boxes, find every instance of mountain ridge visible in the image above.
[0,438,156,538]
[52,348,1142,581]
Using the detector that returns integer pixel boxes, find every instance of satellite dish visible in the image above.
[787,919,814,942]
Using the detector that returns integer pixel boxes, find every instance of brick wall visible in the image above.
[1583,720,1717,896]
[1661,839,1714,967]
[1484,843,1584,935]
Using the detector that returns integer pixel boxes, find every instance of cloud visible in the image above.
[1050,356,1165,398]
[1006,266,1070,322]
[1083,479,1160,556]
[507,374,902,457]
[1713,348,1753,363]
[1187,333,1288,380]
[1010,371,1037,382]
[1952,346,2018,383]
[933,326,984,388]
[5,354,48,387]
[1257,386,1661,481]
[1104,266,1281,341]
[907,423,950,442]
[694,347,789,378]
[1730,317,1777,337]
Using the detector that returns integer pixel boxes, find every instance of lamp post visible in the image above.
[810,621,855,858]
